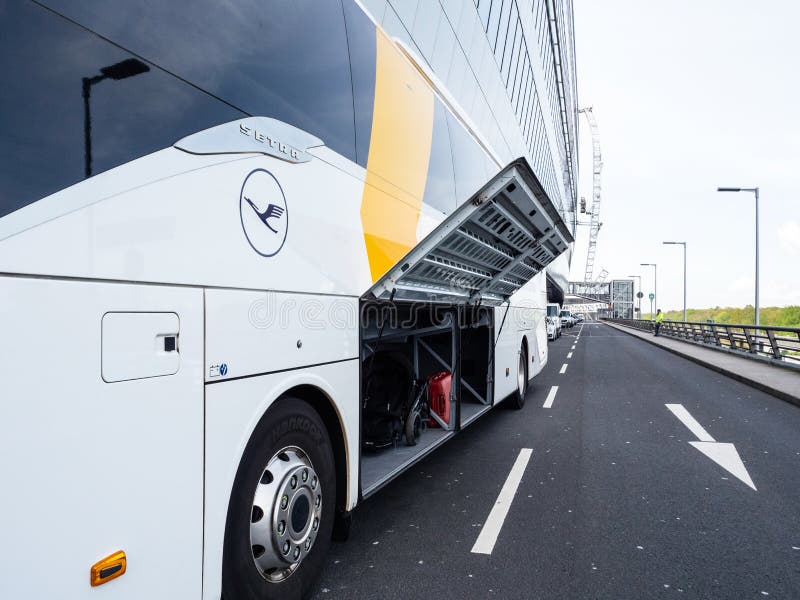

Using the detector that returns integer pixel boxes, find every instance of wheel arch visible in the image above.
[520,334,530,359]
[520,332,537,381]
[520,333,530,373]
[276,385,349,518]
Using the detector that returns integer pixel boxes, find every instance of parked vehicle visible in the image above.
[560,309,577,328]
[546,316,558,340]
[546,303,562,337]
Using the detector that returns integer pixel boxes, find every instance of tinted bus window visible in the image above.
[0,2,243,220]
[447,112,491,204]
[343,0,377,168]
[43,0,357,162]
[423,101,456,215]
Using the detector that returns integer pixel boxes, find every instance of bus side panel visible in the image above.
[203,290,359,383]
[524,274,550,377]
[494,273,549,402]
[0,150,371,299]
[494,304,522,402]
[202,361,359,600]
[0,276,204,598]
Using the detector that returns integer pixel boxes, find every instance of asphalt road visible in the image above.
[310,322,800,599]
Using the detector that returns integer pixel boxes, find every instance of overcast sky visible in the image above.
[570,1,800,312]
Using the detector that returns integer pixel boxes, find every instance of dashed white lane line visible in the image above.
[543,385,559,408]
[471,448,533,555]
[665,404,715,442]
[567,352,573,359]
[559,363,568,374]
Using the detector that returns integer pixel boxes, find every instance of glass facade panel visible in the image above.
[495,0,513,64]
[477,0,492,30]
[501,18,517,85]
[486,0,502,47]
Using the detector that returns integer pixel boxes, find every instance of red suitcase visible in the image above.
[428,371,452,427]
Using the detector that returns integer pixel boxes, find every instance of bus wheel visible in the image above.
[222,399,335,600]
[511,344,528,409]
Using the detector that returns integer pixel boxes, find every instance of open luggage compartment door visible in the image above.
[366,158,574,305]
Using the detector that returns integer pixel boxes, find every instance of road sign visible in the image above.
[648,293,655,301]
[636,291,644,299]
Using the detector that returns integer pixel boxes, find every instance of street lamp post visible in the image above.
[627,274,642,319]
[82,58,150,178]
[663,242,687,322]
[640,263,657,320]
[717,186,760,326]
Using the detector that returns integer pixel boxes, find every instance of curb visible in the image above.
[604,321,800,408]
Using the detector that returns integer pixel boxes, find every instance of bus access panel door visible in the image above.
[366,158,573,307]
[0,276,204,599]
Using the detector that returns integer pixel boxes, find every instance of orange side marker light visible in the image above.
[90,550,126,587]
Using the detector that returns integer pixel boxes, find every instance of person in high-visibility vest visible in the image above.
[655,309,664,336]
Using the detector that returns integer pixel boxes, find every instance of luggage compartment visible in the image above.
[359,302,494,496]
[357,158,573,497]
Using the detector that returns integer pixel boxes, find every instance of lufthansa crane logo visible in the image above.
[239,168,288,257]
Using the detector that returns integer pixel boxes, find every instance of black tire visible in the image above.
[405,409,421,446]
[222,398,335,600]
[509,343,528,409]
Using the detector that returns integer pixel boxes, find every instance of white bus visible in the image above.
[0,1,572,598]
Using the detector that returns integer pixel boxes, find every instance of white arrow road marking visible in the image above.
[543,385,558,408]
[471,448,532,555]
[665,404,756,491]
[689,442,757,491]
[665,404,715,442]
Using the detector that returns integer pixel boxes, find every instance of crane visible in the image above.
[578,106,602,283]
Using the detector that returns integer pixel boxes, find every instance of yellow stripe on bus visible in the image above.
[360,31,434,283]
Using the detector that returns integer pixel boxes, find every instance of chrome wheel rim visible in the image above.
[518,350,526,396]
[249,446,322,583]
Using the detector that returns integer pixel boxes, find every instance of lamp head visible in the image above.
[100,58,150,80]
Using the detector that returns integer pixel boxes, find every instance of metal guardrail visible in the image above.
[604,318,800,369]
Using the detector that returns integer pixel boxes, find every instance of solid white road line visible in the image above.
[559,363,568,374]
[543,385,559,408]
[665,404,715,442]
[471,448,533,555]
[567,352,573,358]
